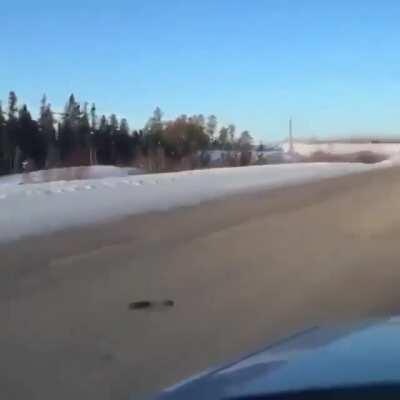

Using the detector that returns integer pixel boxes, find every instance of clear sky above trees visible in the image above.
[2,0,400,139]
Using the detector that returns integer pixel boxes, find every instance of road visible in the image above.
[2,166,400,399]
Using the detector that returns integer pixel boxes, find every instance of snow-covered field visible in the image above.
[0,161,393,243]
[281,141,400,156]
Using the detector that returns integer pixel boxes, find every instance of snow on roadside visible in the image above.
[379,152,400,166]
[0,165,143,186]
[282,141,400,156]
[0,162,386,243]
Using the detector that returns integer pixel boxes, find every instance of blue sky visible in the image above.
[2,0,400,141]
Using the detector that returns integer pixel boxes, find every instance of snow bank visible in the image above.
[282,141,400,157]
[0,174,23,186]
[376,152,400,167]
[0,165,143,186]
[0,162,383,243]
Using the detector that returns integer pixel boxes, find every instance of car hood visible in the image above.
[152,317,400,399]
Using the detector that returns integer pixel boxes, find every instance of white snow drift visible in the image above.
[0,165,142,186]
[282,141,400,157]
[0,161,391,243]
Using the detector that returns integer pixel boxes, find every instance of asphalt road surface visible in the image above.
[2,166,400,399]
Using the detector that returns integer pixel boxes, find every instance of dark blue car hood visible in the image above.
[152,317,400,399]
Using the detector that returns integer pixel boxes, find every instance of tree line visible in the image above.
[0,91,254,175]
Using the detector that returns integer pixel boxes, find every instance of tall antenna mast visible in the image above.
[289,117,294,153]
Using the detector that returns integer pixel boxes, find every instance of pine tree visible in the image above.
[39,94,57,167]
[65,94,81,126]
[78,102,90,148]
[144,107,164,155]
[58,117,74,162]
[17,104,46,169]
[115,118,133,163]
[109,114,119,135]
[40,94,47,119]
[58,94,83,163]
[95,115,112,164]
[0,102,5,173]
[8,91,18,119]
[108,114,119,163]
[6,91,19,171]
[119,118,129,135]
[99,115,108,131]
[90,103,97,131]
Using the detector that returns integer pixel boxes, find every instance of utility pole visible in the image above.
[289,117,294,154]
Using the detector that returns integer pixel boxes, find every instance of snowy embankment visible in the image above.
[0,165,142,186]
[0,162,392,243]
[281,141,400,156]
